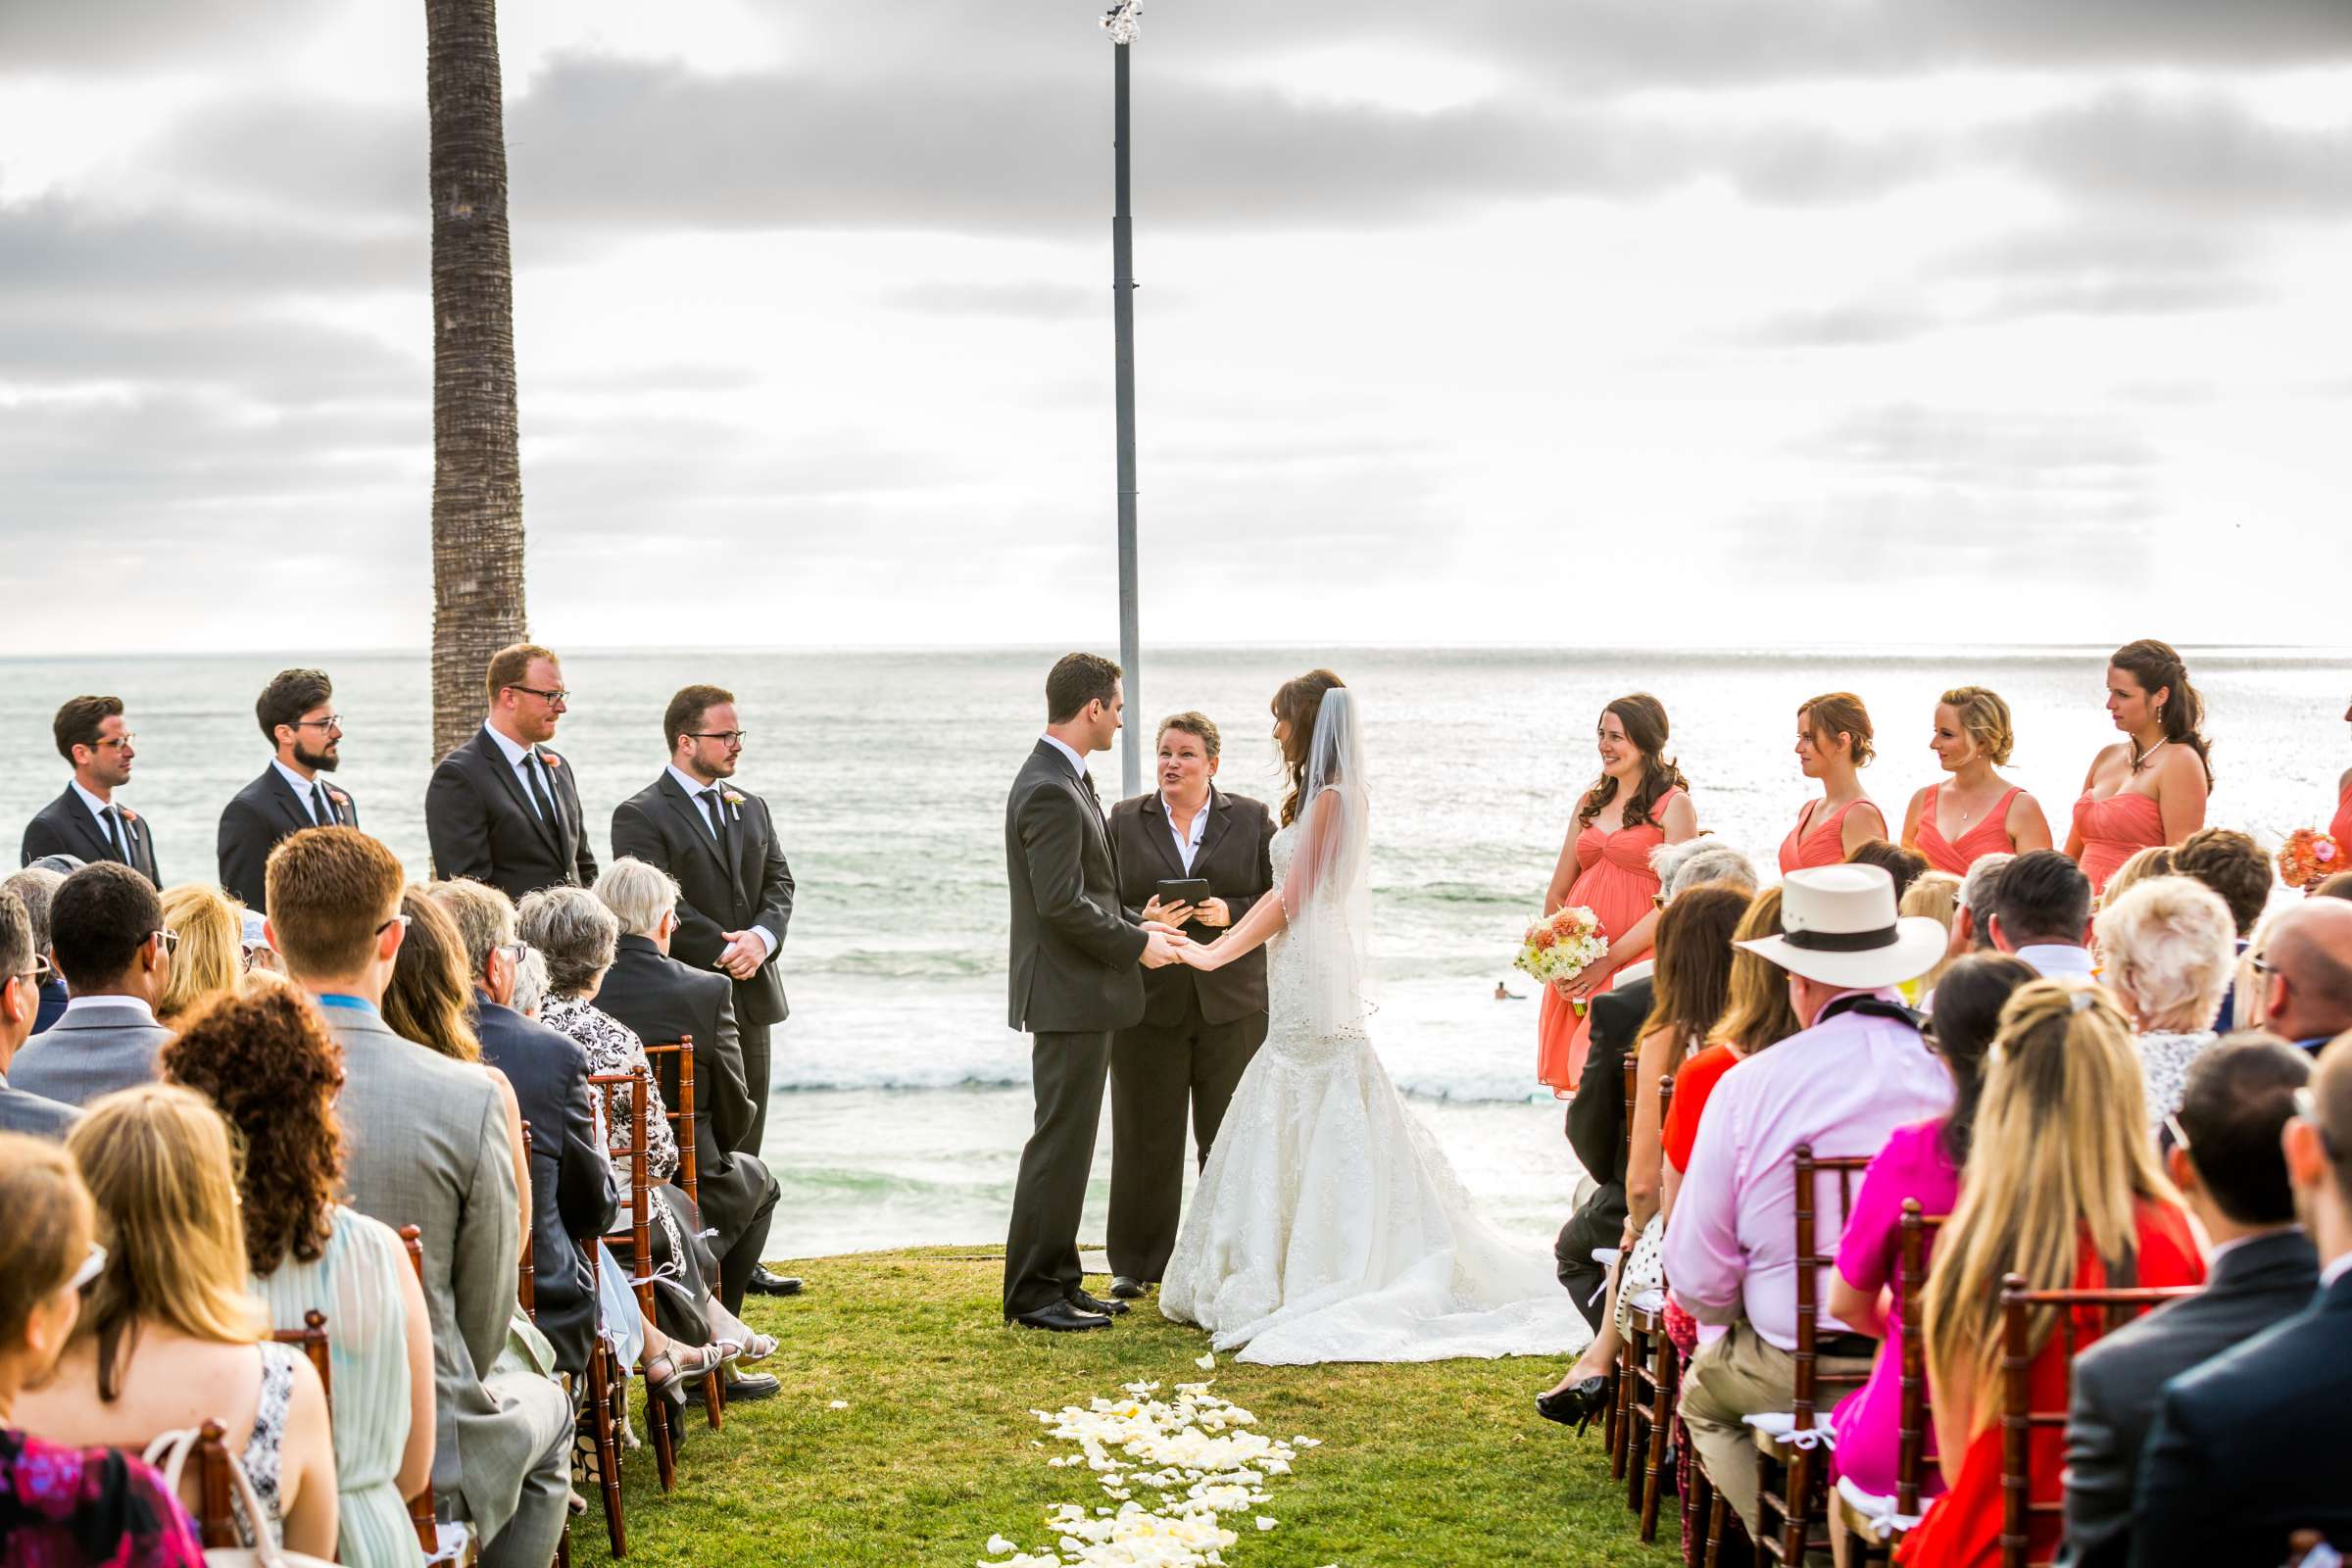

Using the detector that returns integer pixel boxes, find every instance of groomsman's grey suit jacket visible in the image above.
[7,1000,172,1107]
[320,1004,539,1542]
[0,1075,79,1139]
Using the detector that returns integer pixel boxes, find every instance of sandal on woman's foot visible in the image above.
[640,1350,692,1407]
[729,1332,778,1364]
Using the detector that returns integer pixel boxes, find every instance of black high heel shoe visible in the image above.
[1534,1375,1611,1435]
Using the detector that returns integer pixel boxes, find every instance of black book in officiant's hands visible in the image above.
[1154,878,1211,910]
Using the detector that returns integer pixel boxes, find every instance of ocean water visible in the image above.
[3,645,2345,1255]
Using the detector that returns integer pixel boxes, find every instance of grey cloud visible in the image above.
[0,200,417,311]
[0,318,421,405]
[1999,93,2352,219]
[882,282,1099,320]
[0,0,316,69]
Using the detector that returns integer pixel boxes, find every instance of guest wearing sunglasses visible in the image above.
[20,696,160,886]
[2246,899,2352,1054]
[9,864,174,1109]
[0,890,77,1139]
[217,668,359,914]
[425,644,598,903]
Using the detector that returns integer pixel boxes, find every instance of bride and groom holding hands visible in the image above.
[1003,654,1588,1364]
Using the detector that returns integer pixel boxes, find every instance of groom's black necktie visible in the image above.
[1080,772,1102,814]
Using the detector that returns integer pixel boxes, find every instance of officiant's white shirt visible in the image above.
[1162,792,1210,872]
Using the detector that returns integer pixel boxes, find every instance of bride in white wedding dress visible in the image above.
[1158,671,1594,1366]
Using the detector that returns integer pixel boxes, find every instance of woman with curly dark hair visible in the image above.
[164,988,435,1568]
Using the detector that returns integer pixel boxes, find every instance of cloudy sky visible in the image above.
[4,0,2349,653]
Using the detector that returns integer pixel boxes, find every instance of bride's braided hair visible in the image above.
[1576,693,1689,831]
[1274,668,1346,827]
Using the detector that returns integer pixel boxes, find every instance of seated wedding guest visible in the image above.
[2091,876,2235,1128]
[263,827,569,1568]
[1539,882,1750,1424]
[584,860,786,1318]
[1848,839,1931,902]
[1662,887,1806,1192]
[1900,687,2054,874]
[511,945,550,1018]
[0,1131,206,1567]
[2,864,72,1034]
[1893,983,2204,1566]
[1985,849,2096,982]
[1825,954,2034,1566]
[1899,871,1963,1003]
[15,1086,337,1558]
[1555,840,1757,1338]
[2316,869,2352,901]
[521,885,778,1396]
[2064,640,2211,898]
[1665,863,1952,1535]
[424,644,596,903]
[2246,898,2352,1053]
[2128,1036,2352,1565]
[1949,853,2010,958]
[0,890,76,1140]
[217,668,357,913]
[9,864,173,1108]
[21,697,160,886]
[162,990,437,1568]
[2170,827,2270,1028]
[2096,845,2177,911]
[2059,1037,2318,1568]
[154,885,242,1030]
[1783,693,1887,873]
[426,878,616,1381]
[240,909,283,978]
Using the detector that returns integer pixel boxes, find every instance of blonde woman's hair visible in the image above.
[2098,845,2178,911]
[67,1084,264,1401]
[1900,871,1963,993]
[1921,981,2180,1436]
[2093,875,2236,1034]
[156,884,245,1027]
[1709,887,1803,1054]
[1938,686,2017,767]
[0,1131,96,1355]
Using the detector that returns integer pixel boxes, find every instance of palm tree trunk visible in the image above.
[425,0,526,761]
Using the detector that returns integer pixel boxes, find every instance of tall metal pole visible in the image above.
[1109,10,1143,799]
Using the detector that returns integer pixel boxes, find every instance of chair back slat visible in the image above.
[269,1309,332,1413]
[1892,1203,1948,1518]
[516,1121,538,1318]
[588,1069,657,1321]
[394,1224,439,1555]
[1621,1056,1639,1174]
[1789,1144,1878,1426]
[641,1037,699,1204]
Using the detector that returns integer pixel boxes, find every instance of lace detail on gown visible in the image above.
[233,1341,298,1547]
[1159,822,1593,1365]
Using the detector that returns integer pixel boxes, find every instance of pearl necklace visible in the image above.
[2130,738,2171,774]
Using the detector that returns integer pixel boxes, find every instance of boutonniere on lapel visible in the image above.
[118,807,140,827]
[540,752,564,770]
[722,790,747,811]
[326,789,351,807]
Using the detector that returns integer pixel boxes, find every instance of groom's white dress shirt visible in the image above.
[1040,734,1091,787]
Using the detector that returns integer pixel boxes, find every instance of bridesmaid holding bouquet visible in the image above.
[1781,692,1886,873]
[1899,686,2052,875]
[1535,694,1697,1095]
[2064,640,2211,896]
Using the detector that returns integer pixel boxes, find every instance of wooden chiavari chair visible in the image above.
[1620,1072,1680,1543]
[1835,1200,1946,1561]
[269,1309,332,1412]
[639,1037,722,1430]
[1604,1054,1639,1467]
[589,1067,675,1497]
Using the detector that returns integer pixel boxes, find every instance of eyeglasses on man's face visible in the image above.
[94,733,136,751]
[291,714,344,731]
[506,684,570,707]
[687,730,749,748]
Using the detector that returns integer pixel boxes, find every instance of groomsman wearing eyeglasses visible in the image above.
[426,644,599,903]
[610,684,801,1296]
[7,862,175,1109]
[20,696,160,885]
[218,668,361,913]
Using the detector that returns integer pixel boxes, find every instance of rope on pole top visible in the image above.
[1101,1,1140,44]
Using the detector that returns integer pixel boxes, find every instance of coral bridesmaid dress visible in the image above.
[1779,797,1872,874]
[2331,778,2352,849]
[1536,788,1680,1096]
[1913,785,2022,876]
[2071,791,2166,896]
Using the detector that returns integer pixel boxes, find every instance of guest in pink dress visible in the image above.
[1782,692,1886,874]
[2063,640,2211,896]
[1536,694,1698,1095]
[1823,954,2034,1562]
[1899,687,2052,877]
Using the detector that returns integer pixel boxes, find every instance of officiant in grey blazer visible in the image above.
[1103,712,1275,1298]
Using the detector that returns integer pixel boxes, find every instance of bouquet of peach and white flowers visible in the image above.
[1514,906,1611,1002]
[2279,827,2343,890]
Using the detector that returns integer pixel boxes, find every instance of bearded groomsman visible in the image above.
[1102,712,1275,1299]
[610,684,799,1295]
[22,697,159,885]
[426,644,597,902]
[218,668,358,912]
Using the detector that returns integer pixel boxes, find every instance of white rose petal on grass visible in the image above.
[985,1535,1017,1554]
[827,1399,849,1409]
[1255,1517,1277,1532]
[1194,1352,1216,1370]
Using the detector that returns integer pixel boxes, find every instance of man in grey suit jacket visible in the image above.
[265,826,570,1568]
[2059,1038,2320,1568]
[0,889,76,1139]
[8,862,172,1108]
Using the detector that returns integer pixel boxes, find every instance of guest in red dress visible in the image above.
[2063,641,2210,897]
[1896,982,2206,1568]
[1900,687,2052,876]
[1536,695,1698,1095]
[1782,693,1886,873]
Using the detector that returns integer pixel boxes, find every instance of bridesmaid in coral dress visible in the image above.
[1535,694,1698,1096]
[1900,686,2053,876]
[2331,693,2352,853]
[2063,640,2211,897]
[1781,692,1887,873]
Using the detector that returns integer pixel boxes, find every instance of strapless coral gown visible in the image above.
[1913,785,2022,876]
[1536,789,1679,1096]
[2331,779,2352,851]
[1779,796,1874,874]
[2072,791,2166,895]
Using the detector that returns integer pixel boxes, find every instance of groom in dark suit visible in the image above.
[218,668,359,912]
[21,696,160,885]
[425,644,598,901]
[1003,654,1183,1331]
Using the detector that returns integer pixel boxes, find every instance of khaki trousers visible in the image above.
[1679,1320,1872,1538]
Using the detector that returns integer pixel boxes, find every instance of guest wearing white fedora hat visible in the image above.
[1662,863,1954,1535]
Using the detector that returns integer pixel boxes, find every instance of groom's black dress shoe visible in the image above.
[1109,1276,1149,1300]
[1068,1288,1130,1317]
[748,1265,804,1297]
[1010,1300,1112,1333]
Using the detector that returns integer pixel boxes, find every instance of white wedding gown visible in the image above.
[1158,817,1595,1366]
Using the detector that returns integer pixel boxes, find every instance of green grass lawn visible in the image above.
[569,1248,1685,1567]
